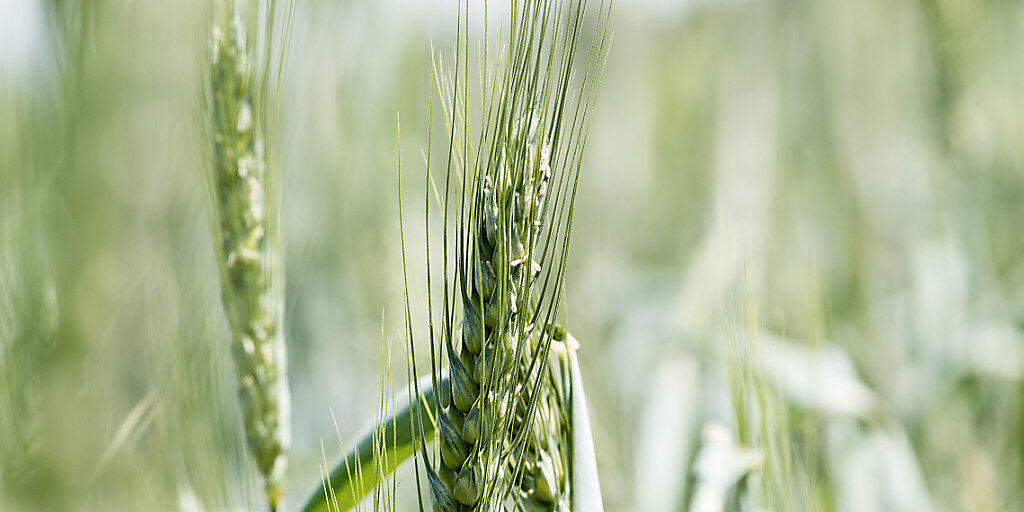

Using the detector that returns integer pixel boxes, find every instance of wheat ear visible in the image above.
[406,1,611,511]
[206,1,290,508]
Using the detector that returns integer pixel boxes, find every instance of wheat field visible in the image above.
[2,1,1024,511]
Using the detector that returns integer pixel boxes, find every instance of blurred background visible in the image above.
[3,0,1024,511]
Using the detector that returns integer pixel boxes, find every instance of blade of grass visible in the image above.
[567,333,605,512]
[300,372,448,512]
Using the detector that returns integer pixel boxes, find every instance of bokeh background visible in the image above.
[3,0,1024,511]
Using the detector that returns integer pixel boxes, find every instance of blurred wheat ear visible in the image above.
[200,0,295,509]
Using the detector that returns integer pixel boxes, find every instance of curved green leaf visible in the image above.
[568,339,605,512]
[300,373,446,512]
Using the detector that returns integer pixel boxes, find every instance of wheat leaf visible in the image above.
[568,336,604,512]
[300,372,447,512]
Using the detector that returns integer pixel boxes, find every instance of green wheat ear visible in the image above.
[299,2,610,510]
[403,1,612,511]
[202,1,295,509]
